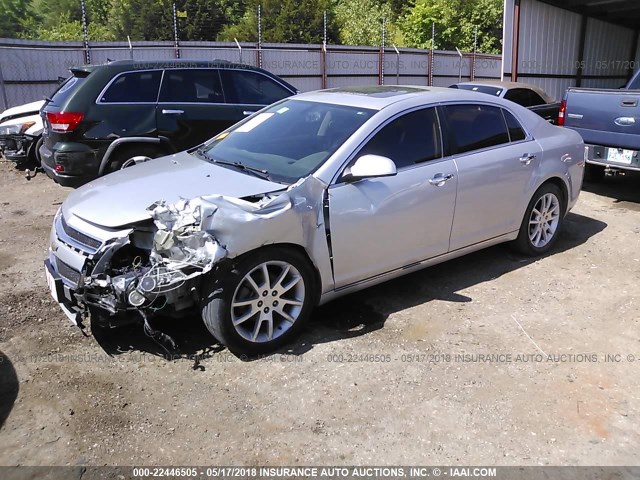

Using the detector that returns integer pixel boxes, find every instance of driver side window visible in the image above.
[358,107,442,169]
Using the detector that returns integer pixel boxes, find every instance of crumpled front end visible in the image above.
[46,175,332,331]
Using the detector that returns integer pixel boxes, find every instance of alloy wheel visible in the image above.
[230,261,306,343]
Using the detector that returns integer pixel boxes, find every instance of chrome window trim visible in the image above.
[216,67,296,96]
[95,69,164,105]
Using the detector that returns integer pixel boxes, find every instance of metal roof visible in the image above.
[540,0,640,29]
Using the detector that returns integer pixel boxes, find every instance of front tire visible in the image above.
[201,247,316,355]
[512,183,565,256]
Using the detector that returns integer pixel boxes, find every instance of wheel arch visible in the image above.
[539,176,569,214]
[98,137,172,175]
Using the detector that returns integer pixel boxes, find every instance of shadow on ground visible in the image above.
[583,171,640,210]
[0,350,19,428]
[93,212,607,361]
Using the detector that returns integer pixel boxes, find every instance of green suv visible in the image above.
[39,60,297,187]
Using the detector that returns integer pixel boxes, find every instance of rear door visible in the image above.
[156,68,240,151]
[219,69,295,120]
[443,104,541,250]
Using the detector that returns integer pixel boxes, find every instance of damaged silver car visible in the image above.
[45,86,585,354]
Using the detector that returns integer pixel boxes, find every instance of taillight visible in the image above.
[558,100,566,126]
[46,111,84,133]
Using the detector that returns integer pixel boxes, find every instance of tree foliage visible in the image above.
[0,0,502,53]
[401,0,502,53]
[219,0,338,44]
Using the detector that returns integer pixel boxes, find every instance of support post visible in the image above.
[172,2,180,59]
[80,0,91,64]
[510,0,521,81]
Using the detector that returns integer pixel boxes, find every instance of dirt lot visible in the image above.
[0,159,639,466]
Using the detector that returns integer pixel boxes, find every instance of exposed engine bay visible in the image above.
[54,176,329,350]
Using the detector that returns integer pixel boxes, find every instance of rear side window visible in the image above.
[49,75,86,106]
[358,107,442,169]
[503,110,526,142]
[504,88,545,107]
[100,71,162,103]
[220,70,292,105]
[159,69,224,103]
[443,104,510,154]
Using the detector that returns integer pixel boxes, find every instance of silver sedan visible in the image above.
[45,86,585,355]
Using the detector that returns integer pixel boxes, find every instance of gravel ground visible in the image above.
[0,160,639,466]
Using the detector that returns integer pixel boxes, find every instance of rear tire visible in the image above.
[201,247,316,356]
[512,183,565,256]
[106,144,164,173]
[32,136,43,167]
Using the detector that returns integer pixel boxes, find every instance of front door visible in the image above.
[328,107,458,288]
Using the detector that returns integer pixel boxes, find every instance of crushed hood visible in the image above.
[62,151,285,228]
[0,100,45,122]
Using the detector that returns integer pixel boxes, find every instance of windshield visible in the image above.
[455,84,504,97]
[198,99,375,184]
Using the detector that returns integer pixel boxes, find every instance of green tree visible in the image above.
[334,0,398,46]
[109,0,173,40]
[0,0,34,37]
[401,0,502,53]
[219,0,338,44]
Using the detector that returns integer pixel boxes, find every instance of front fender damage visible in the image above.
[78,176,330,322]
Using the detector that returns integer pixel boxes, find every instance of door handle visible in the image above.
[519,153,536,165]
[243,110,256,116]
[162,109,184,115]
[428,173,455,186]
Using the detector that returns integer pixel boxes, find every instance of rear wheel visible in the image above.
[106,145,164,173]
[512,183,565,256]
[201,247,316,355]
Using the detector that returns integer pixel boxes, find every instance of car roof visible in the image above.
[455,80,555,103]
[294,85,503,110]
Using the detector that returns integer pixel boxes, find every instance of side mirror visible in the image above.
[342,154,397,182]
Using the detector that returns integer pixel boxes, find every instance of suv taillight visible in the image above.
[558,100,566,126]
[46,111,84,133]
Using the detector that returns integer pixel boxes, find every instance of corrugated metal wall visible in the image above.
[0,39,501,110]
[502,0,639,100]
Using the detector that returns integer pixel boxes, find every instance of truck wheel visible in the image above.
[584,164,605,182]
[107,145,163,173]
[201,247,316,356]
[512,183,565,256]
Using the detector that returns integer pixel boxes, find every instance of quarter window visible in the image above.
[220,70,292,105]
[443,104,510,154]
[358,108,442,169]
[502,109,526,142]
[100,71,162,103]
[159,69,224,103]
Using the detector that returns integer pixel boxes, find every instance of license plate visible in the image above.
[606,148,634,165]
[45,267,59,302]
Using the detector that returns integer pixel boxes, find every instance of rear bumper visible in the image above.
[585,144,640,171]
[39,141,98,187]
